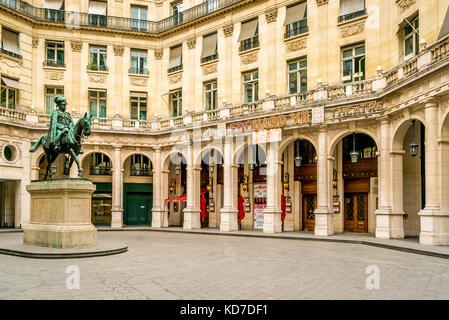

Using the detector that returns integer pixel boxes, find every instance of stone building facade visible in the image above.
[1,0,449,245]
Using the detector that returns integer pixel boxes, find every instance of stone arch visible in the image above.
[441,107,449,140]
[194,146,224,166]
[79,150,114,167]
[233,140,267,165]
[278,134,318,157]
[121,150,154,169]
[162,150,188,170]
[329,128,379,156]
[392,116,426,151]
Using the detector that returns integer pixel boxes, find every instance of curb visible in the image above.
[0,245,128,259]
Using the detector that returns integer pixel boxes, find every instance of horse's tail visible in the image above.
[29,136,45,153]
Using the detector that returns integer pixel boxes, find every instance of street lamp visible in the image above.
[350,132,359,164]
[294,139,302,167]
[409,120,419,157]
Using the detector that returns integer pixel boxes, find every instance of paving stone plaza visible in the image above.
[0,231,448,300]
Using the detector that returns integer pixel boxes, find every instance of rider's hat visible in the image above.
[54,96,68,105]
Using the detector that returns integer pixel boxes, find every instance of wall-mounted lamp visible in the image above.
[283,172,289,191]
[169,179,176,194]
[242,174,249,192]
[409,120,419,157]
[350,132,359,164]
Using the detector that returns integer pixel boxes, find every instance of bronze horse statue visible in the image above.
[30,113,92,179]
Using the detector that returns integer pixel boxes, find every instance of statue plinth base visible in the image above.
[24,179,97,248]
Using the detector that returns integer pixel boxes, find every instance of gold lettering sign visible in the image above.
[229,112,308,133]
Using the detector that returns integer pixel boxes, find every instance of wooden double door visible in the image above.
[344,193,368,233]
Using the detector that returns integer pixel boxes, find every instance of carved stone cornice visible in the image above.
[340,21,365,38]
[396,0,416,12]
[316,0,329,6]
[44,70,64,81]
[154,49,163,60]
[286,38,307,52]
[202,62,217,75]
[87,72,108,83]
[265,7,278,23]
[223,23,234,37]
[70,40,82,52]
[113,45,124,56]
[169,72,182,84]
[186,37,196,49]
[129,76,148,87]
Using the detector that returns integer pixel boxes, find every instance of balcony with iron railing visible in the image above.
[168,64,183,74]
[90,166,112,175]
[201,53,218,64]
[239,36,259,52]
[129,67,149,75]
[284,19,308,39]
[338,9,367,23]
[130,167,153,176]
[0,47,22,60]
[43,59,65,68]
[87,64,108,72]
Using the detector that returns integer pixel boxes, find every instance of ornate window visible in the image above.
[204,81,217,111]
[130,92,147,120]
[170,90,182,117]
[45,86,64,114]
[130,49,148,74]
[172,1,183,25]
[284,2,308,38]
[238,19,259,52]
[89,89,107,118]
[131,6,148,31]
[88,0,107,27]
[341,43,365,83]
[88,45,107,71]
[45,41,65,67]
[288,59,307,94]
[242,70,258,103]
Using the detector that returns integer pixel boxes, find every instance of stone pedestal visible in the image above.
[23,179,97,248]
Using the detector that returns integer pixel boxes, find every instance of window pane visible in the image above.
[130,101,138,119]
[89,99,97,117]
[405,37,414,56]
[355,46,365,55]
[254,81,258,101]
[57,50,64,64]
[343,49,353,58]
[299,60,307,68]
[99,100,106,117]
[244,84,252,103]
[289,62,297,71]
[47,49,55,60]
[8,89,15,109]
[288,72,298,94]
[300,69,307,92]
[99,91,106,98]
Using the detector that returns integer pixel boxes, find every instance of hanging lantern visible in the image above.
[209,165,214,174]
[350,132,359,164]
[409,120,419,157]
[175,166,180,176]
[249,163,255,171]
[294,140,302,167]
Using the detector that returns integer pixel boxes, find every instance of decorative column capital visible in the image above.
[70,40,83,52]
[113,45,125,56]
[316,0,329,6]
[265,7,278,23]
[32,37,39,48]
[186,37,196,49]
[223,23,234,37]
[423,97,440,108]
[377,116,390,124]
[154,48,163,60]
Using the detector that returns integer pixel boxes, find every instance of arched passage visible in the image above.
[234,143,267,230]
[442,112,449,222]
[163,152,187,227]
[281,139,317,232]
[37,153,66,180]
[332,132,379,234]
[122,153,153,226]
[392,118,425,237]
[81,151,113,225]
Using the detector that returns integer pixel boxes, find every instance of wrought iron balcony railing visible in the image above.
[0,0,245,34]
[129,67,149,75]
[130,167,153,176]
[201,53,218,64]
[43,59,65,68]
[239,37,259,52]
[168,65,183,73]
[0,47,22,60]
[87,64,108,72]
[338,9,367,23]
[284,19,308,38]
[90,166,112,175]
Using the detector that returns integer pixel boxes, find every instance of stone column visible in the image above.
[161,169,170,226]
[111,146,123,228]
[183,146,201,229]
[151,148,168,227]
[263,142,282,233]
[220,137,238,231]
[315,126,333,236]
[375,118,404,239]
[419,99,449,245]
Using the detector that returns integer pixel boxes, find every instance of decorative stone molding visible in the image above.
[0,55,22,68]
[0,140,21,164]
[316,0,329,6]
[396,0,416,12]
[113,45,124,56]
[45,71,64,81]
[202,63,217,75]
[340,21,365,38]
[240,51,258,65]
[169,72,182,84]
[265,7,278,23]
[186,37,196,49]
[223,23,234,37]
[88,72,107,83]
[129,76,148,87]
[154,49,163,60]
[286,38,307,52]
[70,41,83,52]
[32,37,39,48]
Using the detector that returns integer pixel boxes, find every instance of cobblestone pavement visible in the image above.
[0,231,448,300]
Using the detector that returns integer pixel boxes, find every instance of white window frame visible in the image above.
[242,70,258,103]
[89,45,107,71]
[288,58,307,94]
[130,49,147,74]
[130,92,147,120]
[204,80,218,111]
[45,86,64,114]
[45,41,64,67]
[404,16,419,61]
[0,83,17,110]
[341,43,365,83]
[89,89,107,118]
[170,89,182,117]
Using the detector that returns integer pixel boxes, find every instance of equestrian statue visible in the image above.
[29,96,92,179]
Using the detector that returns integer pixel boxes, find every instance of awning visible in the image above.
[396,11,418,35]
[201,33,217,59]
[165,190,208,203]
[43,0,64,10]
[168,45,182,69]
[1,29,20,55]
[284,2,307,26]
[1,77,22,90]
[439,6,449,39]
[88,0,107,15]
[340,0,365,17]
[237,19,258,42]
